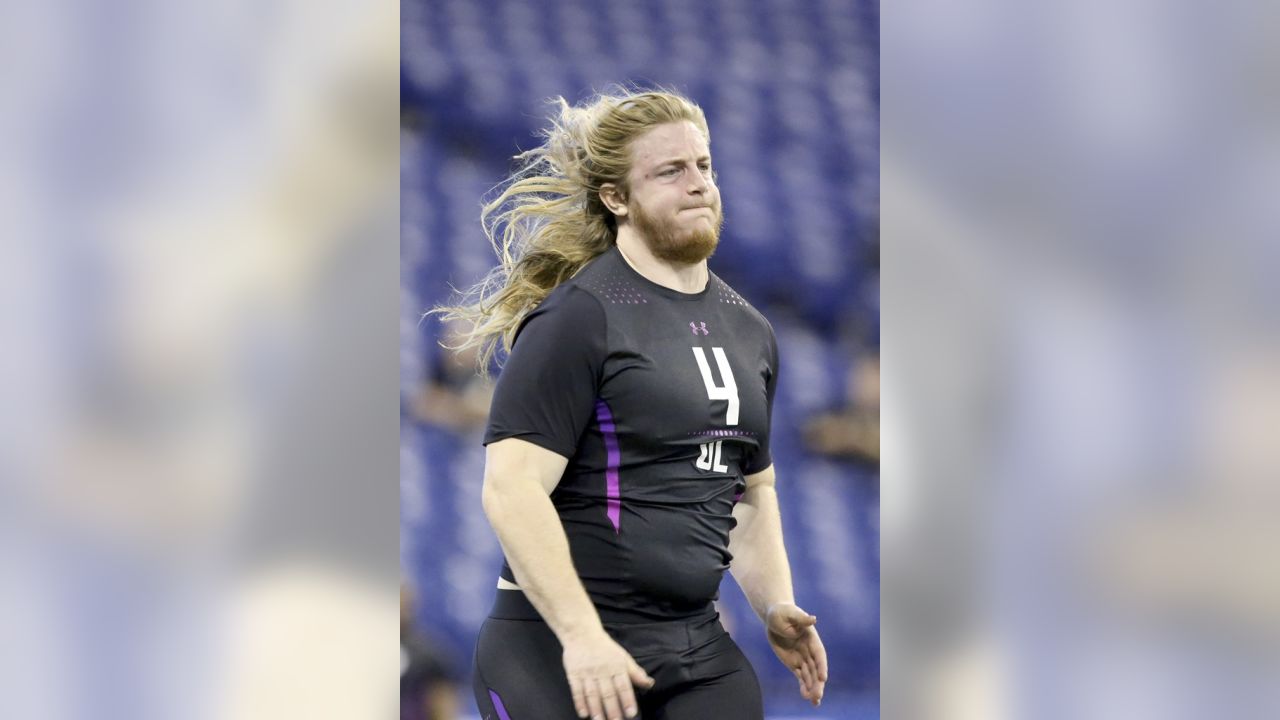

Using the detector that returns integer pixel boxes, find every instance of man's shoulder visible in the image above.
[528,279,606,323]
[512,269,609,346]
[563,248,660,310]
[569,246,623,283]
[709,272,773,335]
[536,248,617,306]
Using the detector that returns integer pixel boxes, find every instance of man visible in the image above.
[436,90,827,720]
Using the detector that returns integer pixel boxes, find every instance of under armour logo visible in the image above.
[689,321,709,336]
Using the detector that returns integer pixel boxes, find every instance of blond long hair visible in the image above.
[429,89,710,373]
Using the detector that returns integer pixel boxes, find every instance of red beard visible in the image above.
[630,200,723,264]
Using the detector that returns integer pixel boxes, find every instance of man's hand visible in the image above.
[562,628,655,720]
[766,603,828,706]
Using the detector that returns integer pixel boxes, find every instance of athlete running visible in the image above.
[433,89,827,720]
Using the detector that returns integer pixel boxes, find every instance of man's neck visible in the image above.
[615,230,709,294]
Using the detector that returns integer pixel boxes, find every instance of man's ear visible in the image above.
[599,183,628,218]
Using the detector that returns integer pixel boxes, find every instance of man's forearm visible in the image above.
[482,478,604,641]
[728,483,797,621]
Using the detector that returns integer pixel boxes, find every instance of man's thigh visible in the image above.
[472,617,579,720]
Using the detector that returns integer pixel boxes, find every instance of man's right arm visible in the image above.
[481,437,653,720]
[481,437,601,639]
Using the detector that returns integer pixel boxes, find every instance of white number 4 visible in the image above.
[691,347,739,426]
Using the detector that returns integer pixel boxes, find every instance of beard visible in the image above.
[629,198,723,264]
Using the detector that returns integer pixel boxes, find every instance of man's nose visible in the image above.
[688,171,709,194]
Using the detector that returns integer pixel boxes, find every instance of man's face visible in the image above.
[623,121,723,264]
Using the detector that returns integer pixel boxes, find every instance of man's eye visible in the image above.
[660,167,680,177]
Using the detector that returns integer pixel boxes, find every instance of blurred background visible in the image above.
[882,1,1280,718]
[0,1,400,718]
[399,0,881,718]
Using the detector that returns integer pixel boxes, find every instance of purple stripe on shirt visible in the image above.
[488,689,512,720]
[594,399,622,533]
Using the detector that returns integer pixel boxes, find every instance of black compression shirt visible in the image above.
[483,246,778,621]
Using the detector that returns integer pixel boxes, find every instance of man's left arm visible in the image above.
[729,464,829,706]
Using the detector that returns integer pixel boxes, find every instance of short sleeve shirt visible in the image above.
[484,247,778,621]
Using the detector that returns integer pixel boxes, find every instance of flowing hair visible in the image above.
[428,88,710,374]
